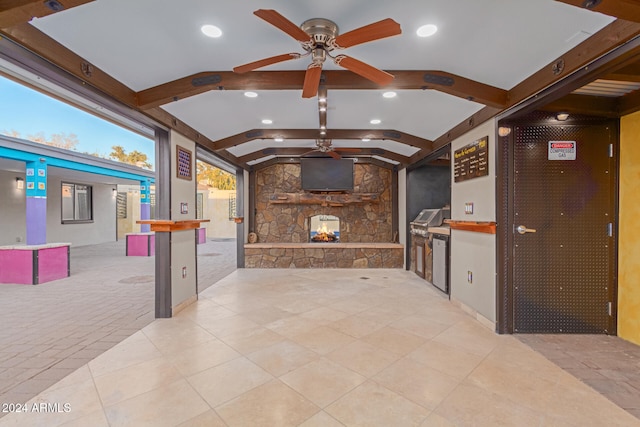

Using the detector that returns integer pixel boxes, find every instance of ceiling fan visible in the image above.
[304,139,366,159]
[233,9,402,98]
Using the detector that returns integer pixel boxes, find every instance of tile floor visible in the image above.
[1,268,638,426]
[0,238,236,415]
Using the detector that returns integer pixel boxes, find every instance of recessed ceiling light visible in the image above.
[362,138,371,142]
[244,91,258,98]
[417,24,438,37]
[201,24,222,38]
[370,119,381,125]
[319,97,327,103]
[383,91,397,98]
[319,106,327,112]
[274,137,284,142]
[320,130,327,135]
[262,119,273,125]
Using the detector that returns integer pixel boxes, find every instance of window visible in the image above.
[62,183,93,223]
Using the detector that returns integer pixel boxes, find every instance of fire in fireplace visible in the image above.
[310,215,340,243]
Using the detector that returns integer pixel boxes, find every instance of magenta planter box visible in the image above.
[0,243,71,285]
[126,233,155,256]
[196,227,206,245]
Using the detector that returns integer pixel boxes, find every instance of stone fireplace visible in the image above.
[245,163,404,268]
[310,214,339,243]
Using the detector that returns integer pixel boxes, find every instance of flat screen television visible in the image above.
[301,158,354,192]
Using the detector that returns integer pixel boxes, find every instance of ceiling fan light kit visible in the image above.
[233,9,402,98]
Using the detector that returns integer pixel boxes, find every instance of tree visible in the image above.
[196,161,235,190]
[109,145,152,169]
[2,129,79,150]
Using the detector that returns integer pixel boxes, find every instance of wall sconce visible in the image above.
[498,127,512,137]
[556,112,569,121]
[16,177,24,190]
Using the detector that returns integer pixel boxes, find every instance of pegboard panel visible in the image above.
[512,123,613,333]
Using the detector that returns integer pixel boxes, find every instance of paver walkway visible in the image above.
[0,238,236,417]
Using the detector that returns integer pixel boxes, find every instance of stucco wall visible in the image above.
[449,119,497,325]
[198,188,236,239]
[0,170,27,246]
[619,112,640,345]
[46,175,116,246]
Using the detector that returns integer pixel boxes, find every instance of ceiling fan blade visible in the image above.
[233,53,300,74]
[327,150,342,159]
[254,9,312,43]
[332,18,401,49]
[302,64,323,98]
[335,148,363,153]
[334,55,394,86]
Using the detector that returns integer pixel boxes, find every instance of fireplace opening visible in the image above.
[310,214,340,243]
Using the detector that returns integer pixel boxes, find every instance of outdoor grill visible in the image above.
[410,207,451,236]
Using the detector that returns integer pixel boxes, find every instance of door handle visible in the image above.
[516,225,537,234]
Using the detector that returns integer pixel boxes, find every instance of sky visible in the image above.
[0,76,155,168]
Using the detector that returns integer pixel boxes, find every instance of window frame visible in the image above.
[61,182,94,224]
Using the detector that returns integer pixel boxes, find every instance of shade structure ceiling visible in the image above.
[3,0,640,169]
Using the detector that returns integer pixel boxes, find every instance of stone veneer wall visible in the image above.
[245,246,404,268]
[254,163,392,243]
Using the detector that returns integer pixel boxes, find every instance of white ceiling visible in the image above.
[29,0,614,166]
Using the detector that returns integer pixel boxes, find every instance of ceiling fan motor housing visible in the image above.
[301,18,339,50]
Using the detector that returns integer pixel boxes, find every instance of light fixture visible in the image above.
[320,130,327,135]
[16,177,24,190]
[244,91,258,98]
[370,119,381,125]
[417,24,438,37]
[556,112,569,121]
[319,97,327,103]
[382,91,397,98]
[319,106,327,112]
[498,127,512,137]
[261,119,273,125]
[320,125,326,130]
[201,24,222,38]
[274,137,284,142]
[362,138,371,142]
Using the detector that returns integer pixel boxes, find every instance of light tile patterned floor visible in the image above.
[1,268,638,426]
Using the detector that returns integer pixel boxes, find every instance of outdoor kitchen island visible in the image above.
[244,242,404,268]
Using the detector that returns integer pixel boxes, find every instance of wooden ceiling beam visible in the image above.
[615,88,640,115]
[540,93,620,117]
[213,128,432,151]
[1,23,137,107]
[555,0,640,23]
[0,0,94,29]
[136,70,508,110]
[238,147,409,165]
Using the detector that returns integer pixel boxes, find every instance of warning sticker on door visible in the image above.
[548,141,576,160]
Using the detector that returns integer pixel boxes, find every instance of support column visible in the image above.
[140,178,151,232]
[25,159,47,245]
[155,130,172,318]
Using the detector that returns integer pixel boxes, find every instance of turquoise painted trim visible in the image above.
[0,146,155,183]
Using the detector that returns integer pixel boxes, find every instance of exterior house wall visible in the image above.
[46,175,117,246]
[0,170,27,246]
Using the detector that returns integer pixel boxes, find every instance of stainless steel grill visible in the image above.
[410,207,450,236]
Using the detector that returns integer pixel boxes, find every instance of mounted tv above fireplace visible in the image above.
[301,158,354,192]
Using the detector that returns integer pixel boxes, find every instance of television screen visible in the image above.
[301,158,354,192]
